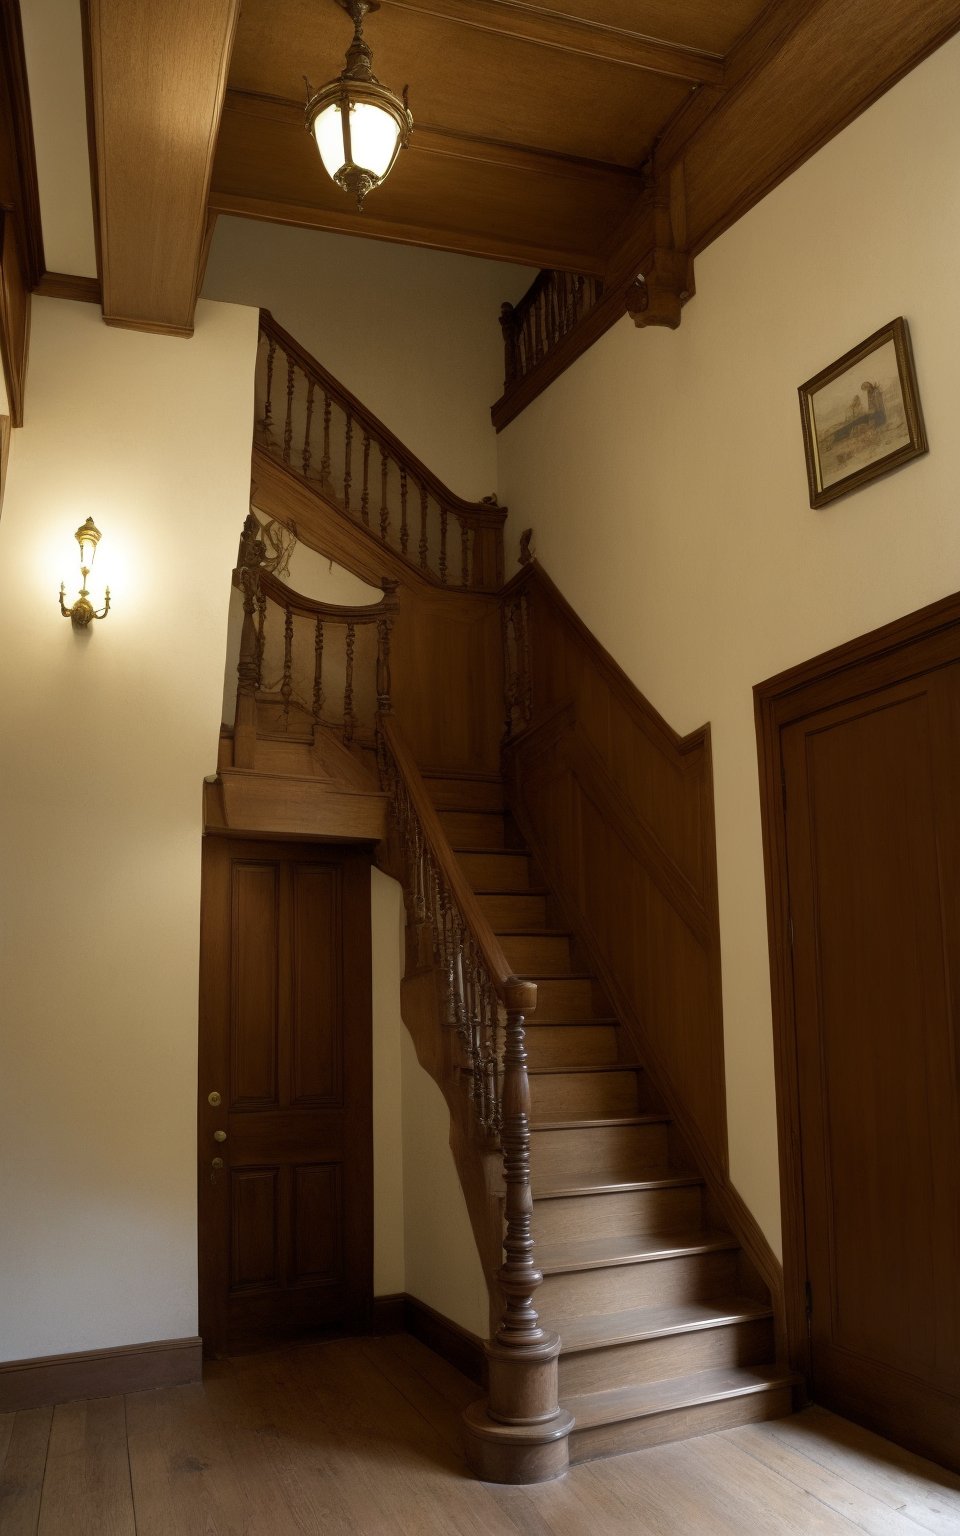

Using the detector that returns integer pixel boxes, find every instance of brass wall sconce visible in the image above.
[59,516,111,628]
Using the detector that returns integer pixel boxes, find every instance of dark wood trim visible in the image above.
[79,0,104,297]
[0,207,29,427]
[402,1296,487,1386]
[0,411,10,511]
[754,587,960,1376]
[369,1292,487,1384]
[33,271,102,304]
[101,314,194,339]
[0,1336,202,1412]
[0,0,45,289]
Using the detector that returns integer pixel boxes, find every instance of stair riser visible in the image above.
[533,1185,703,1246]
[559,1317,775,1397]
[524,1025,620,1069]
[440,810,509,849]
[500,935,573,974]
[255,740,316,774]
[478,893,549,929]
[539,1250,739,1324]
[530,1123,669,1184]
[529,1071,640,1121]
[426,778,504,812]
[568,1383,795,1464]
[529,979,598,1022]
[457,852,532,891]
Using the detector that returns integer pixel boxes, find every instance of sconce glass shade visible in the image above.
[76,516,101,573]
[305,1,412,210]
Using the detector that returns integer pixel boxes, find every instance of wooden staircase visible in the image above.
[423,766,798,1463]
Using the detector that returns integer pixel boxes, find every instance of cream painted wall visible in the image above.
[497,32,960,1258]
[400,1031,489,1337]
[0,296,258,1359]
[203,216,532,501]
[19,0,98,278]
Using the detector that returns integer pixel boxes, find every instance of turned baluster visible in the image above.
[460,521,470,589]
[500,302,518,388]
[280,604,294,730]
[234,513,265,769]
[439,508,448,585]
[256,591,266,688]
[376,610,393,713]
[282,354,295,464]
[303,378,315,478]
[495,980,545,1347]
[321,393,332,487]
[312,614,324,723]
[259,334,276,440]
[418,487,429,572]
[342,621,356,745]
[399,468,409,554]
[360,432,371,525]
[344,411,353,512]
[379,450,390,542]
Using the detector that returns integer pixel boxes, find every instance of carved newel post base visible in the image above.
[463,1334,574,1483]
[462,980,574,1483]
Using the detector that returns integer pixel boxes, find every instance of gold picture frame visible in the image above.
[798,317,927,509]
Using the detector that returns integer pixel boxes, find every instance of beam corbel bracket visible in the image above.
[625,248,694,331]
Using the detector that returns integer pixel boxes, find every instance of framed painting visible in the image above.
[798,317,927,508]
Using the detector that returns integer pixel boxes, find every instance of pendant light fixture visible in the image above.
[305,0,412,211]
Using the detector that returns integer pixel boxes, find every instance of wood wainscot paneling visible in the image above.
[0,1337,202,1413]
[501,562,782,1314]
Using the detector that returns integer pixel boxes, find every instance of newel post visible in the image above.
[463,978,574,1484]
[499,302,519,390]
[233,514,265,770]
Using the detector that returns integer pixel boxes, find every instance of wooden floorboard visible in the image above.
[5,1335,958,1533]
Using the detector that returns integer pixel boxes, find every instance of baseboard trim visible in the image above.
[372,1293,487,1386]
[0,1335,202,1412]
[33,270,102,305]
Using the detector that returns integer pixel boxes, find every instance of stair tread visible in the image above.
[530,1114,669,1131]
[473,887,550,897]
[565,1364,799,1429]
[524,1016,619,1028]
[558,1296,774,1355]
[534,1172,702,1199]
[496,929,572,939]
[538,1226,738,1274]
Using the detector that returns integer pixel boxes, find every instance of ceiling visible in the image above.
[213,0,770,274]
[30,0,960,336]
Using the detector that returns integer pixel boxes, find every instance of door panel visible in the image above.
[782,665,960,1469]
[199,838,372,1355]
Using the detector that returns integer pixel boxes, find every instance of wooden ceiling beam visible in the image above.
[381,0,724,84]
[86,0,241,335]
[208,189,604,275]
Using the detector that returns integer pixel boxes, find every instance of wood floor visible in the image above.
[3,1334,959,1534]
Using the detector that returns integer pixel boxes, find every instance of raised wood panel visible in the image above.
[231,861,280,1107]
[291,1162,342,1283]
[86,0,240,332]
[503,565,727,1173]
[230,1167,280,1289]
[291,864,341,1106]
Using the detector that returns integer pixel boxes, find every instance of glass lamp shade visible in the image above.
[306,74,412,209]
[76,516,101,573]
[314,98,401,182]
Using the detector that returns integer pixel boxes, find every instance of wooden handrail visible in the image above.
[379,714,534,1012]
[259,310,507,530]
[235,567,399,624]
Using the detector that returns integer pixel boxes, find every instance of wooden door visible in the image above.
[780,660,960,1469]
[198,837,372,1355]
